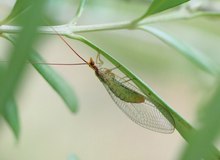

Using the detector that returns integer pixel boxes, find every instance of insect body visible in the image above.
[89,58,144,102]
[97,68,145,103]
[88,58,175,133]
[54,31,175,133]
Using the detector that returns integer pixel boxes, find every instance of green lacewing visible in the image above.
[54,32,175,133]
[91,58,175,133]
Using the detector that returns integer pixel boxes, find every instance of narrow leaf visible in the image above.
[69,34,193,138]
[139,26,218,75]
[146,0,190,16]
[181,82,220,160]
[0,65,20,139]
[68,34,220,158]
[4,34,78,114]
[2,98,20,139]
[1,0,33,24]
[29,50,78,113]
[0,0,46,139]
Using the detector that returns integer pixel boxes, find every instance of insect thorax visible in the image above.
[96,68,115,82]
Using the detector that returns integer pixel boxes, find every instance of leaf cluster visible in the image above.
[0,0,220,159]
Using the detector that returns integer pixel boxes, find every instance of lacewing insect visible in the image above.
[2,31,176,133]
[1,28,175,133]
[53,32,175,134]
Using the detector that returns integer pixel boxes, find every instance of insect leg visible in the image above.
[117,75,138,86]
[95,53,122,71]
[109,64,122,72]
[96,53,104,67]
[120,77,135,84]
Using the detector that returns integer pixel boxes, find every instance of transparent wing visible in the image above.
[101,77,175,134]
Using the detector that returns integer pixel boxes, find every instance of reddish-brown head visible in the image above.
[88,57,99,74]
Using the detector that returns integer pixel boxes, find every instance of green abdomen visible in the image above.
[106,79,145,103]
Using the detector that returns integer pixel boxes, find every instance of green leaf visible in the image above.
[69,34,193,137]
[3,34,78,113]
[0,0,46,139]
[132,0,190,24]
[1,0,33,24]
[0,65,20,139]
[181,82,220,160]
[139,26,218,75]
[146,0,190,16]
[28,50,78,113]
[68,34,220,159]
[2,98,20,139]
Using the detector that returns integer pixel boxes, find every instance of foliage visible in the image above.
[0,0,220,159]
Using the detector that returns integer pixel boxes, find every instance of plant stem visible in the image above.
[69,0,87,25]
[0,10,219,35]
[0,21,131,35]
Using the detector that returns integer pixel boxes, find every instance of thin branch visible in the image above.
[69,0,87,25]
[0,10,219,35]
[0,21,131,35]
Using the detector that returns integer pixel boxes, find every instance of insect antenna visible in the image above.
[29,62,87,66]
[51,27,89,66]
[0,60,87,66]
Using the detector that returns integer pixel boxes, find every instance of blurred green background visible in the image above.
[0,0,219,160]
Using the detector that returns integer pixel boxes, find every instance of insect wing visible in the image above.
[102,76,175,134]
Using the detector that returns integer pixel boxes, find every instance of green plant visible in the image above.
[0,0,220,159]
